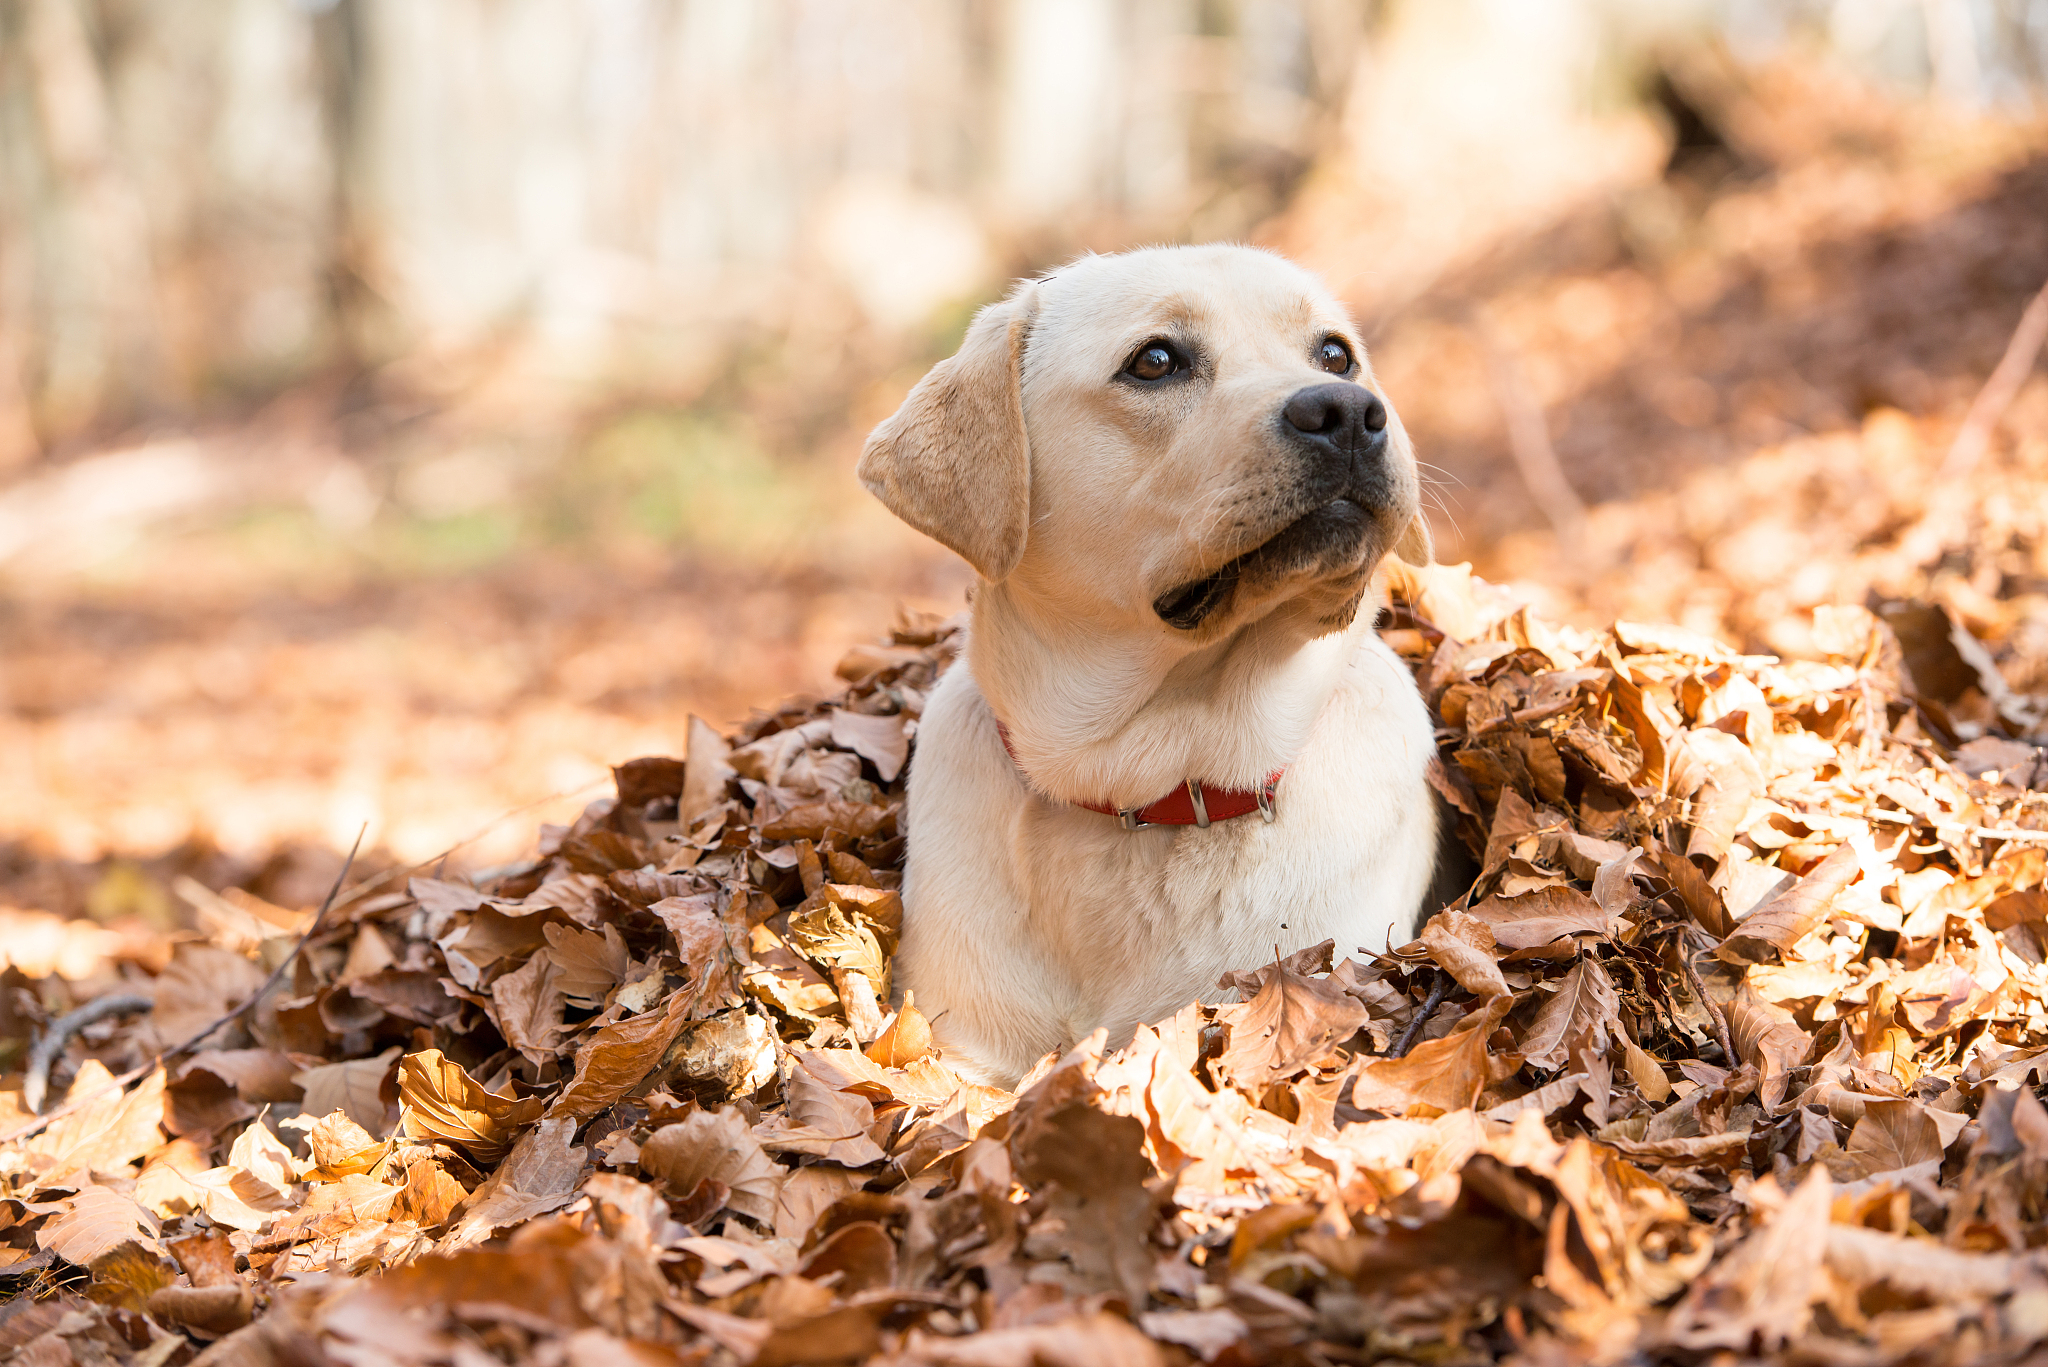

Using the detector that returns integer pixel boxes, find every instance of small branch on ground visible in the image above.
[2,826,365,1142]
[1392,969,1451,1058]
[22,994,153,1113]
[1681,946,1738,1068]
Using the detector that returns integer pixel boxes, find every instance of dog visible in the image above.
[858,244,1440,1087]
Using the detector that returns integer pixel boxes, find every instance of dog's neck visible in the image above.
[968,578,1375,809]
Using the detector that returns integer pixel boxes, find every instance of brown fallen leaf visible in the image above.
[295,1048,399,1137]
[1217,954,1370,1090]
[1011,1098,1161,1305]
[650,895,738,1006]
[1717,842,1861,964]
[1662,1168,1833,1351]
[755,1057,889,1166]
[398,1048,545,1164]
[867,993,937,1068]
[1847,1097,1946,1175]
[904,1312,1166,1366]
[145,944,267,1048]
[1420,910,1511,998]
[831,708,911,782]
[1464,886,1620,949]
[37,1187,161,1266]
[22,1064,168,1187]
[491,949,570,1065]
[544,921,632,1007]
[392,1153,471,1227]
[441,1115,588,1249]
[548,986,697,1121]
[1671,726,1765,866]
[1518,955,1619,1071]
[1726,987,1813,1112]
[637,1106,784,1224]
[1620,1036,1672,1102]
[1348,994,1515,1116]
[319,1232,600,1356]
[180,1049,303,1104]
[148,1283,254,1336]
[86,1240,174,1311]
[303,1116,390,1181]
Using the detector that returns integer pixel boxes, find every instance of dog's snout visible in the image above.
[1282,383,1386,440]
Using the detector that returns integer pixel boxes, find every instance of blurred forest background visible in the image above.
[5,0,2048,921]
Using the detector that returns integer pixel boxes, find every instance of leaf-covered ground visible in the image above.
[6,544,2048,1365]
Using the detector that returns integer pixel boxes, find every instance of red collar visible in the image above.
[994,721,1282,829]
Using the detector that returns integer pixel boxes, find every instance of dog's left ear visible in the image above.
[858,284,1038,582]
[1393,512,1433,566]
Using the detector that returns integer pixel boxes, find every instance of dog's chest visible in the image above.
[999,715,1430,1025]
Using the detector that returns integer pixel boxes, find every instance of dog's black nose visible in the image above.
[1283,383,1387,441]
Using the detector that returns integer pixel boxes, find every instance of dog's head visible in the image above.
[859,245,1428,643]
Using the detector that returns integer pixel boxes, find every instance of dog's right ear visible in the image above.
[858,285,1037,582]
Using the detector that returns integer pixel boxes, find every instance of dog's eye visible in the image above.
[1317,338,1353,374]
[1123,340,1187,383]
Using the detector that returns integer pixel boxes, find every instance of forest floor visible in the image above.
[4,61,2048,1367]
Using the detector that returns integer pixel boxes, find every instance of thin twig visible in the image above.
[22,994,152,1113]
[1680,948,1738,1068]
[1392,970,1450,1059]
[1474,309,1588,545]
[1938,272,2048,481]
[2,827,365,1145]
[1864,808,2048,845]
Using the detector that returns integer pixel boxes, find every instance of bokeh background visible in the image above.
[4,0,2048,923]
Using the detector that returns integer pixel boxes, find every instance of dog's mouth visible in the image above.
[1153,497,1372,631]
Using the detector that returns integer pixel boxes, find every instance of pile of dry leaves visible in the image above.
[5,568,2048,1367]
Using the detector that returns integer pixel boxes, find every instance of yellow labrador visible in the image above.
[860,245,1439,1087]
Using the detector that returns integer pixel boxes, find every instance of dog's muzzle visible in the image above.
[1152,383,1399,632]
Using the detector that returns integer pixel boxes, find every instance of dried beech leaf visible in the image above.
[1670,727,1764,865]
[650,895,737,1005]
[1420,910,1510,998]
[542,922,631,1007]
[1011,1099,1160,1305]
[37,1188,160,1266]
[1348,994,1515,1115]
[398,1049,544,1164]
[490,949,569,1063]
[1464,886,1619,948]
[1217,957,1370,1089]
[1846,1098,1945,1175]
[295,1048,398,1137]
[547,987,697,1121]
[1622,1037,1672,1102]
[442,1116,588,1249]
[1663,1169,1833,1352]
[1519,956,1619,1071]
[24,1064,167,1181]
[305,1110,388,1178]
[1717,842,1860,964]
[865,994,937,1068]
[1726,988,1813,1112]
[829,708,910,782]
[637,1107,783,1224]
